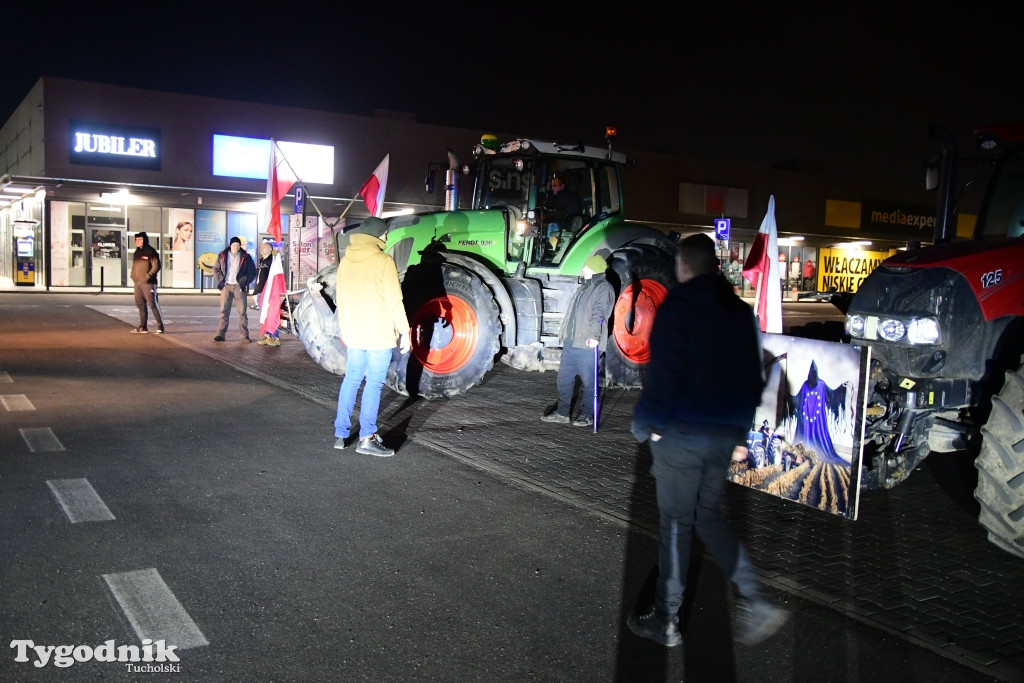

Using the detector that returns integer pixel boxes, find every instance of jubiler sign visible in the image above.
[818,248,891,293]
[69,121,161,171]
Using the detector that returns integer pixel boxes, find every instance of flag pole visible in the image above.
[753,272,764,328]
[593,340,599,433]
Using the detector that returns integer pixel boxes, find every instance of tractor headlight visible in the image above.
[515,219,527,237]
[846,314,865,338]
[878,319,906,342]
[907,317,940,344]
[845,313,941,345]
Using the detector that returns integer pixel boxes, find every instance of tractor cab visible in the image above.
[468,137,624,269]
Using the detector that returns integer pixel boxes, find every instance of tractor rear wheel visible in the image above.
[975,360,1024,559]
[388,261,501,399]
[605,244,675,387]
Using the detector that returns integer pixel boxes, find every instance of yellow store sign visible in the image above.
[818,248,893,293]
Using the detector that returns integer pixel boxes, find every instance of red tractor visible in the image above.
[844,123,1024,558]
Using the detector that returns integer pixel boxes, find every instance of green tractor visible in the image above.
[293,132,678,398]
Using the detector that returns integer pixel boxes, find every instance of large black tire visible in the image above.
[604,244,676,387]
[975,360,1024,559]
[388,260,501,399]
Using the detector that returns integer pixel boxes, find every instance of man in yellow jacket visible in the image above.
[333,217,411,456]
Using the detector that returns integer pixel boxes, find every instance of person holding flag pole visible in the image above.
[254,241,284,347]
[541,255,613,428]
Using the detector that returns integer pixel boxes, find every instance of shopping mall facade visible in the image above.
[0,77,968,296]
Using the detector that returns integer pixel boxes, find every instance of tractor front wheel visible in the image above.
[975,360,1024,559]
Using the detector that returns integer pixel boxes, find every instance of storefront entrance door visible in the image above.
[89,227,126,287]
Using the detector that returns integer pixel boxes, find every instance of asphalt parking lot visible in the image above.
[3,291,1022,681]
[75,293,1024,682]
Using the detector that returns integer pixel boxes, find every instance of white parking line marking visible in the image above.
[20,427,65,452]
[46,478,115,522]
[0,371,12,383]
[102,568,209,649]
[1,394,35,411]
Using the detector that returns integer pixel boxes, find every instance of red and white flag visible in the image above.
[259,251,286,337]
[358,154,389,218]
[742,195,784,334]
[265,140,297,243]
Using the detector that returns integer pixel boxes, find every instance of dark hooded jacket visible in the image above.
[558,273,614,349]
[632,271,765,441]
[130,233,161,285]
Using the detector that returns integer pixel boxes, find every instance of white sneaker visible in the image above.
[735,597,790,646]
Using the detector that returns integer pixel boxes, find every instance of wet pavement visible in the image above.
[47,294,1024,681]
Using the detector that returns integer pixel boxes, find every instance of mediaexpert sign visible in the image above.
[69,121,161,171]
[861,200,935,237]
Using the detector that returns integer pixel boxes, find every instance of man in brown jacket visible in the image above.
[333,217,411,456]
[129,232,164,334]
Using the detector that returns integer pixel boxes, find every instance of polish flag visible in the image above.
[359,155,390,218]
[265,141,297,243]
[741,195,784,333]
[259,251,287,337]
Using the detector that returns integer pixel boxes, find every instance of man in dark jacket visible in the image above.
[542,254,614,427]
[129,232,164,334]
[627,233,789,648]
[212,236,258,342]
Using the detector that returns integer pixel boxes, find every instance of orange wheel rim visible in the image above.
[410,296,479,374]
[612,279,668,363]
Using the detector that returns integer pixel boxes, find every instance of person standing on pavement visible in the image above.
[627,233,789,648]
[253,242,281,347]
[333,217,411,457]
[129,232,164,334]
[212,236,257,343]
[541,254,614,427]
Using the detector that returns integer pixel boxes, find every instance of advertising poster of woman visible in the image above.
[168,208,195,288]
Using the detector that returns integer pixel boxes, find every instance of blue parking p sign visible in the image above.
[715,218,730,242]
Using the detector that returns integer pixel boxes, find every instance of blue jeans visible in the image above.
[649,428,760,616]
[334,347,392,440]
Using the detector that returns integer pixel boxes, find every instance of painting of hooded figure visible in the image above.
[791,360,847,464]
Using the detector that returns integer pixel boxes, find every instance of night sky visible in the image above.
[4,3,1022,192]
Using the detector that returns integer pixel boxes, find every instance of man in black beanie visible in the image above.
[129,232,164,334]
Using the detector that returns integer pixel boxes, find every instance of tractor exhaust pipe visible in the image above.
[445,148,460,211]
[928,124,958,245]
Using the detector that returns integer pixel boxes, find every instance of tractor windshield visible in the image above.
[475,157,536,212]
[975,147,1024,240]
[473,153,625,266]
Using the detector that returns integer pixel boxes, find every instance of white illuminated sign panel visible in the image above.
[212,135,334,185]
[69,121,161,171]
